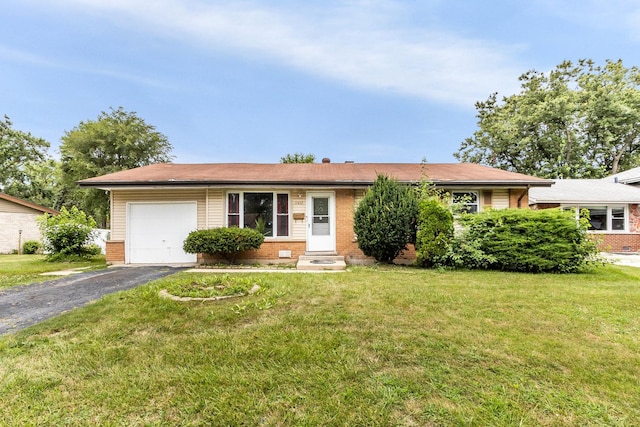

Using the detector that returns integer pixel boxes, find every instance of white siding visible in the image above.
[0,198,43,215]
[207,189,224,228]
[292,191,307,240]
[492,190,510,209]
[111,189,206,240]
[0,212,42,253]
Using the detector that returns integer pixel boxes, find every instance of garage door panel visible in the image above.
[128,203,197,264]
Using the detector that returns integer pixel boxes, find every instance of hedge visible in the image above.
[445,208,599,273]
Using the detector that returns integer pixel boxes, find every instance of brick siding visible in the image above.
[590,234,640,252]
[105,240,125,263]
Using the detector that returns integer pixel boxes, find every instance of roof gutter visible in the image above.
[78,180,553,189]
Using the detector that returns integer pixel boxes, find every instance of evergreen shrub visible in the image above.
[183,227,265,263]
[353,174,418,263]
[445,208,598,273]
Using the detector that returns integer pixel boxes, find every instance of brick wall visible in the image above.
[590,234,640,252]
[334,189,416,264]
[509,189,529,208]
[629,204,640,232]
[199,241,306,264]
[335,189,368,263]
[105,240,125,263]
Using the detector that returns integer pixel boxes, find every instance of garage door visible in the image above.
[127,202,197,264]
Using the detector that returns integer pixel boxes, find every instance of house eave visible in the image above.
[531,199,640,205]
[79,179,552,191]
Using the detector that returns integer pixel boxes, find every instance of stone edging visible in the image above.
[159,284,261,302]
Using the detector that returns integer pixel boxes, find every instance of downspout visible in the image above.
[517,185,530,208]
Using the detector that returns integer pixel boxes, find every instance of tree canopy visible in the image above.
[280,152,315,163]
[0,115,53,203]
[455,59,640,178]
[60,107,174,226]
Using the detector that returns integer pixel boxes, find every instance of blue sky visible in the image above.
[2,1,639,164]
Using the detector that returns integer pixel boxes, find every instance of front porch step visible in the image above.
[297,255,346,271]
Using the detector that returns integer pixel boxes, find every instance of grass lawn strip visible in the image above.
[0,265,639,425]
[0,254,107,290]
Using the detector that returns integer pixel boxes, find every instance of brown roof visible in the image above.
[78,162,552,188]
[0,192,58,215]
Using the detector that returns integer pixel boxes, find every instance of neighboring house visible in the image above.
[0,192,58,254]
[79,161,552,265]
[529,176,640,252]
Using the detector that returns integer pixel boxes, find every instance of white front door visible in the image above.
[127,202,198,264]
[306,192,336,252]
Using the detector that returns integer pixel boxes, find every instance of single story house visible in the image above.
[529,175,640,252]
[0,192,58,254]
[79,161,552,265]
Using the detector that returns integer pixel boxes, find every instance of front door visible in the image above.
[306,192,336,252]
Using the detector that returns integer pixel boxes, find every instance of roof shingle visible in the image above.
[79,163,551,188]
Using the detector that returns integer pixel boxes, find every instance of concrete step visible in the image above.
[297,255,346,271]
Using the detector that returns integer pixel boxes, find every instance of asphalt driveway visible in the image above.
[0,266,184,336]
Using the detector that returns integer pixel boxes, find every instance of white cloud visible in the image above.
[37,0,526,106]
[0,44,58,67]
[0,42,172,89]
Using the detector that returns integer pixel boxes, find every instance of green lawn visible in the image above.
[0,254,107,290]
[1,265,639,425]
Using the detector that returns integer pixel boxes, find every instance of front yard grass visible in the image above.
[0,254,107,290]
[1,265,639,425]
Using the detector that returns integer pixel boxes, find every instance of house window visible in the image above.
[228,193,240,227]
[277,194,289,237]
[226,192,289,237]
[570,205,627,232]
[612,207,625,230]
[452,191,479,213]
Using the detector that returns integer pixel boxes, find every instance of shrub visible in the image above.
[415,197,454,267]
[22,240,42,255]
[183,227,265,263]
[353,174,418,263]
[443,208,599,273]
[37,206,98,260]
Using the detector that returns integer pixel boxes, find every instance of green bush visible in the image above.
[22,240,42,255]
[37,206,98,260]
[415,197,454,267]
[444,208,599,273]
[183,227,265,263]
[353,174,418,263]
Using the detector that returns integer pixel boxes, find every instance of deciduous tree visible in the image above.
[59,107,173,226]
[0,115,53,202]
[456,59,640,178]
[280,152,315,163]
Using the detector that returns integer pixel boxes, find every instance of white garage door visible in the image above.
[127,202,197,264]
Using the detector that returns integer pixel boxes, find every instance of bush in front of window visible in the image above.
[183,227,265,263]
[442,208,600,273]
[415,197,454,267]
[353,174,418,264]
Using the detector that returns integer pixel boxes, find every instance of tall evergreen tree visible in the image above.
[353,174,418,263]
